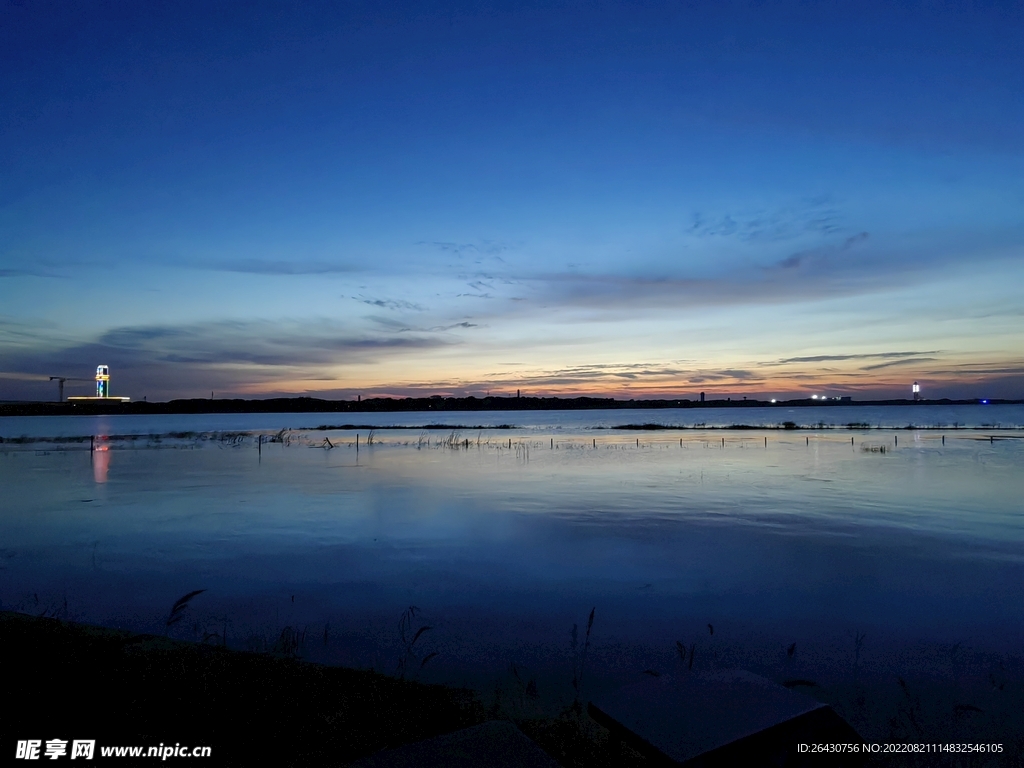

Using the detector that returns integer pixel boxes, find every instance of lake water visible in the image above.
[2,405,1023,741]
[2,402,1023,438]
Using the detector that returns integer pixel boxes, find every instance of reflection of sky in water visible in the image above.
[2,419,1023,705]
[3,403,1024,438]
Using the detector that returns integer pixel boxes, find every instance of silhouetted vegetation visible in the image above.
[6,395,1021,418]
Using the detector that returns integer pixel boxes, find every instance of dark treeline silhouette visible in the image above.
[2,395,1018,417]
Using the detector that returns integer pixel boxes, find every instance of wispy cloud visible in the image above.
[201,259,360,275]
[92,321,447,367]
[524,270,838,311]
[458,362,763,391]
[512,227,998,315]
[860,357,940,371]
[430,321,479,331]
[776,351,940,365]
[0,318,454,399]
[419,240,512,260]
[351,296,426,311]
[690,198,844,243]
[0,265,70,278]
[919,363,1024,377]
[0,316,81,353]
[773,232,870,271]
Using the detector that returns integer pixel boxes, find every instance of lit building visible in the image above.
[912,381,920,401]
[96,365,109,397]
[67,364,130,402]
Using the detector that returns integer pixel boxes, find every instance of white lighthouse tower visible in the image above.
[912,381,920,401]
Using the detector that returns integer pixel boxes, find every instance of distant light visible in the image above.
[770,399,777,404]
[811,395,818,400]
[982,399,989,404]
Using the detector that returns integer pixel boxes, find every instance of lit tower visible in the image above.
[67,364,128,401]
[96,365,110,398]
[912,381,920,401]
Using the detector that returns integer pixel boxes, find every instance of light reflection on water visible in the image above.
[2,402,1023,439]
[2,418,1023,723]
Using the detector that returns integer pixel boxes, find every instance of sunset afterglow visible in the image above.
[2,2,1022,402]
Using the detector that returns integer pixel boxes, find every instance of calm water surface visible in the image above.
[3,403,1023,438]
[2,406,1023,729]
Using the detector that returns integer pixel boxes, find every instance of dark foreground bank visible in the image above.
[1,611,488,766]
[3,612,1018,767]
[1,612,645,767]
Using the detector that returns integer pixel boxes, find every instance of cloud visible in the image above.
[717,369,757,379]
[420,240,511,259]
[919,363,1024,377]
[0,316,84,357]
[0,319,454,399]
[352,296,426,311]
[430,322,479,331]
[88,321,447,367]
[512,227,1005,316]
[771,232,869,271]
[776,351,940,365]
[201,259,360,275]
[455,362,762,391]
[0,371,50,382]
[363,315,480,333]
[690,199,844,243]
[0,265,69,278]
[525,270,827,312]
[859,357,940,371]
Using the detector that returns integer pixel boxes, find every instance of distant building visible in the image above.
[96,365,109,397]
[912,382,920,401]
[67,364,130,402]
[700,392,705,402]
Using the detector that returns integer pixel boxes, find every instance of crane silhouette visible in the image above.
[48,376,94,402]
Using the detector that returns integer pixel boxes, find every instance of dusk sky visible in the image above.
[2,0,1023,402]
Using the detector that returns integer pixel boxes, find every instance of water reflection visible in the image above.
[1,428,1023,724]
[91,438,110,484]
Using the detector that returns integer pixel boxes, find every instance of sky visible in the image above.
[2,0,1023,402]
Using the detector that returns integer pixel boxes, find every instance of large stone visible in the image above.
[588,669,865,766]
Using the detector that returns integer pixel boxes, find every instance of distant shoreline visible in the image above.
[1,395,1020,417]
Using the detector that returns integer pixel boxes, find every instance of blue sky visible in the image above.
[2,0,1023,401]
